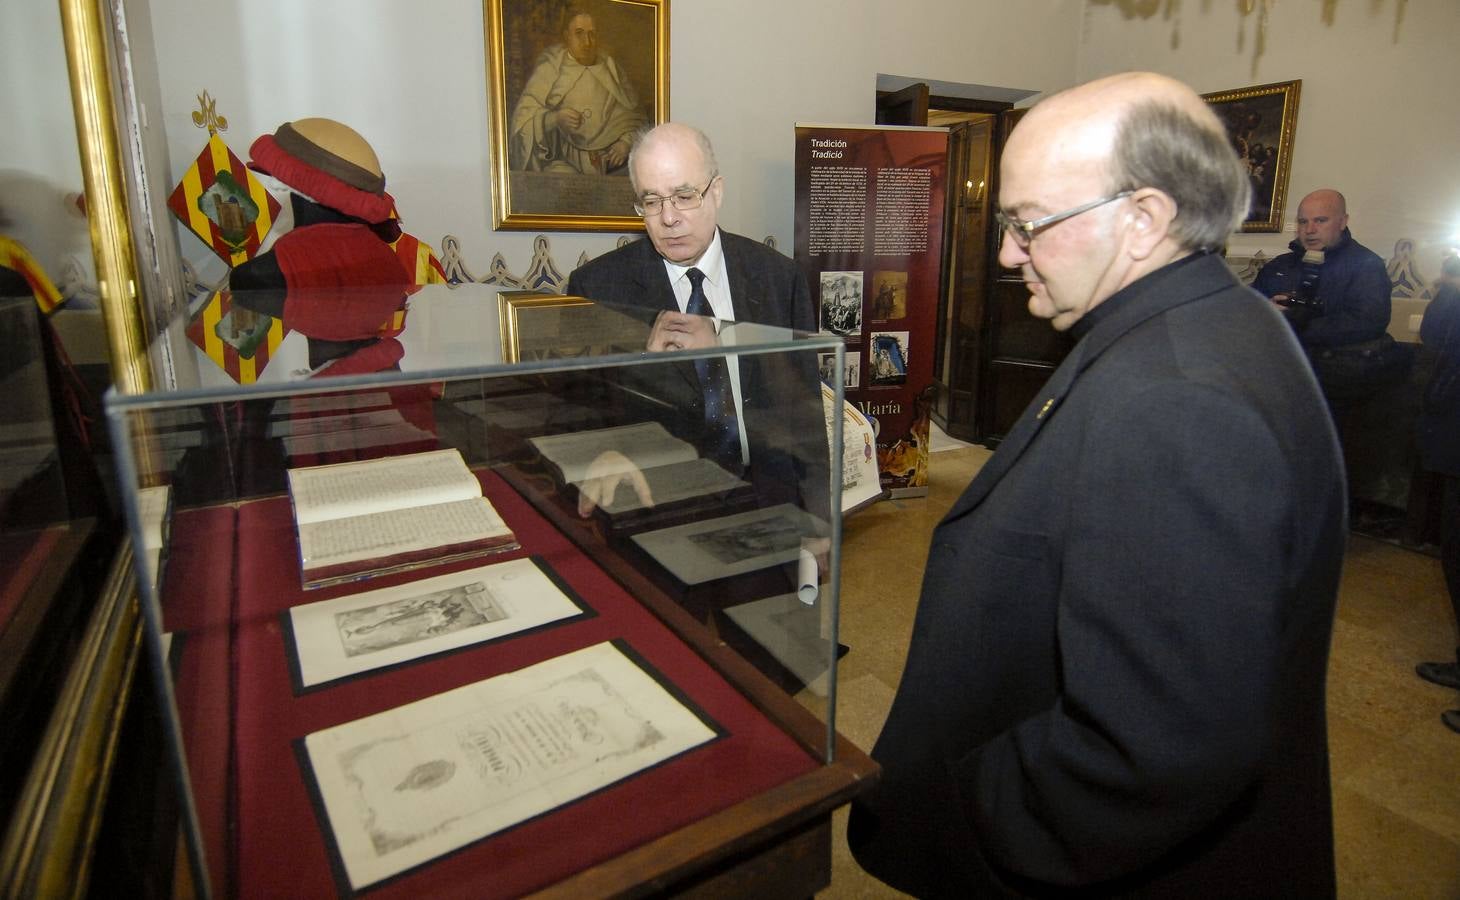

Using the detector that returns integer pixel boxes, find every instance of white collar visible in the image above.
[663,229,726,287]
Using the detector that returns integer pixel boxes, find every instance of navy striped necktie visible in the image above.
[686,267,741,471]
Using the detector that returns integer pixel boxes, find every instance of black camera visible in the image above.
[1283,250,1325,311]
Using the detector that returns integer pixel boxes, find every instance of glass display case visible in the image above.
[106,281,873,898]
[0,291,116,815]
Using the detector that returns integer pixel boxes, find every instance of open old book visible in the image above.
[527,422,753,528]
[286,448,518,589]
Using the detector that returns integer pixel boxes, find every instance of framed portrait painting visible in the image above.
[485,0,668,232]
[1202,79,1301,233]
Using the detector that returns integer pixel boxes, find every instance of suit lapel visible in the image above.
[722,231,773,325]
[630,238,678,312]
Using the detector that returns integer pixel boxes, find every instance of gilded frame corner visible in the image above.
[1202,79,1302,234]
[484,0,669,232]
[496,290,595,363]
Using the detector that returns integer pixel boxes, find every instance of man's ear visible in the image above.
[1124,187,1177,260]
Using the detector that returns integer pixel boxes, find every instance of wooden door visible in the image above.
[976,108,1073,445]
[876,83,929,126]
[931,116,995,441]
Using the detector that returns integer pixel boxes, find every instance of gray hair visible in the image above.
[1108,101,1251,253]
[627,123,720,195]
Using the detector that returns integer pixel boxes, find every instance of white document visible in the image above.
[630,503,826,585]
[136,485,170,593]
[304,641,717,889]
[723,592,834,698]
[822,382,883,514]
[286,449,518,589]
[297,496,510,569]
[588,457,749,515]
[286,558,583,688]
[287,448,481,525]
[528,421,697,485]
[136,484,170,551]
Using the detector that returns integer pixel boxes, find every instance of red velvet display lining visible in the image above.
[164,470,818,898]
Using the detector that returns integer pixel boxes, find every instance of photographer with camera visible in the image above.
[1255,191,1401,406]
[1253,189,1400,405]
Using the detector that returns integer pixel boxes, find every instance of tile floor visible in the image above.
[817,443,1460,898]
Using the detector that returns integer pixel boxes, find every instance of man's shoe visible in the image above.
[1442,710,1460,735]
[1416,661,1460,690]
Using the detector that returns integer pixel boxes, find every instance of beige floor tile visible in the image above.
[1333,787,1460,900]
[831,673,897,754]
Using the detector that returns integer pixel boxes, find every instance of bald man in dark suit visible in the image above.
[566,123,825,521]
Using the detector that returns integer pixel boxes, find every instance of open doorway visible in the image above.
[877,79,1072,446]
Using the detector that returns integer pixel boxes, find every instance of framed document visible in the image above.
[630,504,827,586]
[300,640,718,890]
[283,556,589,690]
[497,291,651,363]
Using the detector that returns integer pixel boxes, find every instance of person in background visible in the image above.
[848,72,1346,897]
[567,122,813,330]
[1415,254,1460,734]
[1254,189,1391,348]
[1253,189,1403,407]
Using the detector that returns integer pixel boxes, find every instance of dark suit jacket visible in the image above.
[565,230,827,519]
[848,252,1345,898]
[565,229,815,331]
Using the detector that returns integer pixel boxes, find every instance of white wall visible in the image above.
[1075,0,1460,274]
[1,4,95,291]
[33,0,1453,296]
[135,0,1081,285]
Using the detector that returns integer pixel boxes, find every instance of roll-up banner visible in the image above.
[793,124,949,498]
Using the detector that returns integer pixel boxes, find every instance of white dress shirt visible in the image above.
[659,231,749,467]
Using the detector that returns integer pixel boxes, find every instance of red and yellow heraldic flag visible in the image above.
[390,231,448,295]
[185,289,285,384]
[168,132,280,266]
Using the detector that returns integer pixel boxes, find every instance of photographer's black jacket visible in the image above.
[1252,228,1391,348]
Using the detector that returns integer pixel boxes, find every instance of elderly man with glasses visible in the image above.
[565,122,825,528]
[849,72,1346,897]
[567,121,813,332]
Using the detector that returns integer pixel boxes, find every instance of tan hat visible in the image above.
[248,117,394,222]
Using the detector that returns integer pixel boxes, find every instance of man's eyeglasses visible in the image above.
[634,176,718,217]
[994,191,1133,249]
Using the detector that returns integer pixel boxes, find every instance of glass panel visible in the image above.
[108,284,847,896]
[0,0,119,844]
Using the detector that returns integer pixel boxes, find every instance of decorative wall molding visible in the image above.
[435,233,783,295]
[1386,238,1430,299]
[1227,250,1270,286]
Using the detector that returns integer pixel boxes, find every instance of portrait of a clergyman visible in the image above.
[510,4,646,175]
[491,0,664,227]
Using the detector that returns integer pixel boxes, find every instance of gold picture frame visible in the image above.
[497,291,651,362]
[1202,79,1301,233]
[484,0,669,232]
